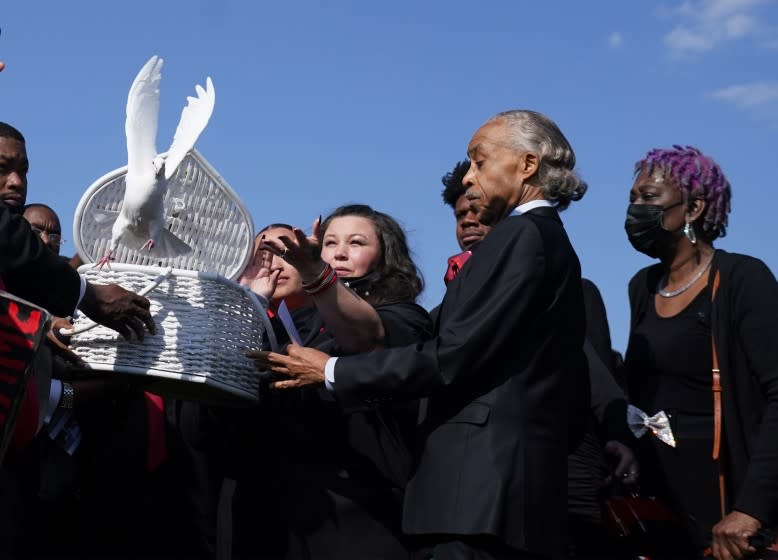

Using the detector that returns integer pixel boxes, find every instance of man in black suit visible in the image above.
[0,120,156,556]
[254,110,590,559]
[439,160,639,558]
[0,121,155,335]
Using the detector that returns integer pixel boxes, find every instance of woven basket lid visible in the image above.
[72,150,254,281]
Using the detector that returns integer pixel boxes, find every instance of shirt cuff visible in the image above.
[45,379,63,424]
[324,357,338,392]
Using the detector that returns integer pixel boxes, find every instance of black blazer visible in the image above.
[0,202,80,316]
[332,207,589,556]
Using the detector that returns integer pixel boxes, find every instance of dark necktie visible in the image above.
[443,250,472,285]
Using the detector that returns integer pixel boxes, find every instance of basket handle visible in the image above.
[59,267,174,337]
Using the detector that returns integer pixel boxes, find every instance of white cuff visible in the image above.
[45,379,63,424]
[324,357,338,392]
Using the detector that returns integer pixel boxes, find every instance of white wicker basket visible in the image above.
[72,149,254,281]
[69,264,278,405]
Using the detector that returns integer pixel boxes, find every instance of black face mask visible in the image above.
[340,270,381,298]
[624,202,683,258]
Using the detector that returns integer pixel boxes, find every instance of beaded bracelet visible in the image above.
[303,262,331,288]
[303,264,338,296]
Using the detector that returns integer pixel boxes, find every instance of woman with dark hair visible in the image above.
[255,204,426,355]
[319,204,423,306]
[238,209,431,559]
[623,146,778,560]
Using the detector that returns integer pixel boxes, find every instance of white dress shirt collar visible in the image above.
[509,199,553,217]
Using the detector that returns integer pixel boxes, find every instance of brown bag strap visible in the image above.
[710,270,726,519]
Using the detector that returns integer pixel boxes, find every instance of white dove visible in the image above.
[95,55,215,268]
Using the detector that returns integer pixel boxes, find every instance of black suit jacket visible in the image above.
[0,202,80,316]
[332,207,588,557]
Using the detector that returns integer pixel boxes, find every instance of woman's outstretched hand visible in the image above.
[259,216,324,282]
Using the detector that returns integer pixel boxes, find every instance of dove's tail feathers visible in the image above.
[164,76,216,180]
[147,229,192,258]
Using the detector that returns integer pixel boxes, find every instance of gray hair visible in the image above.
[490,110,587,210]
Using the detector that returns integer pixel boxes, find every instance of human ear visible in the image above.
[520,152,540,181]
[686,198,706,223]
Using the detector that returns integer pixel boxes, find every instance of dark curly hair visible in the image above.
[441,159,470,209]
[321,204,424,305]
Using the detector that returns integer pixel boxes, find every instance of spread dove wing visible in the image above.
[95,55,215,268]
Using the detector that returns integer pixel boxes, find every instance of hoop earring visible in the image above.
[683,221,697,245]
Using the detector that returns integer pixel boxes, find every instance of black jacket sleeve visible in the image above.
[332,217,548,404]
[0,202,81,316]
[584,338,632,444]
[725,257,778,523]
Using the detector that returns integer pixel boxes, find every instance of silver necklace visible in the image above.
[657,251,715,298]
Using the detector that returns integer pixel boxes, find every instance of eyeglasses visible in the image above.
[30,226,65,246]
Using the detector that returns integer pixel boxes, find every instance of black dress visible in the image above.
[627,250,778,554]
[625,286,721,551]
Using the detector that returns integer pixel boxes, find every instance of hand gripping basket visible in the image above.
[68,151,276,405]
[69,264,278,405]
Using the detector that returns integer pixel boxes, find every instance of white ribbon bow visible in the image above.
[627,404,677,448]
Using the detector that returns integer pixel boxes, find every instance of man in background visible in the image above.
[22,203,63,254]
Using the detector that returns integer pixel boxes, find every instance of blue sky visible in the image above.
[2,0,777,353]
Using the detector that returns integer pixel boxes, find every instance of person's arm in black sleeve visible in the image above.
[584,338,632,445]
[374,302,433,348]
[0,203,81,316]
[333,218,547,405]
[728,258,778,523]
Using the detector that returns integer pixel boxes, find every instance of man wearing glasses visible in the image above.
[23,204,64,254]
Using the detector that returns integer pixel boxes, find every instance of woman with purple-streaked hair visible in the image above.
[623,145,778,560]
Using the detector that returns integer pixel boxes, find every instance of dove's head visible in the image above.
[0,121,28,214]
